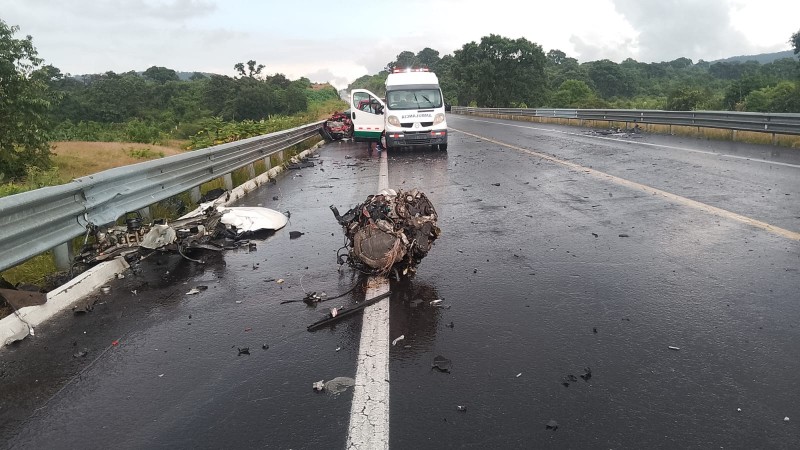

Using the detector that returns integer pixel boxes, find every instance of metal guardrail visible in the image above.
[451,107,800,135]
[0,121,323,273]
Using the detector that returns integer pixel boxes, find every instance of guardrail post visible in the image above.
[223,173,234,191]
[190,186,201,203]
[53,243,73,271]
[247,163,256,180]
[264,156,272,171]
[772,133,777,145]
[732,130,737,141]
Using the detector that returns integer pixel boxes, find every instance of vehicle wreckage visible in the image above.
[319,110,353,142]
[331,188,440,277]
[75,199,289,266]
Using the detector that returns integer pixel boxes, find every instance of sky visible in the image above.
[1,0,798,89]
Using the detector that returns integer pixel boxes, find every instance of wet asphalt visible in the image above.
[2,114,800,449]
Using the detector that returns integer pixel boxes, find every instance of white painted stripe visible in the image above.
[458,116,800,169]
[347,149,391,449]
[452,128,800,241]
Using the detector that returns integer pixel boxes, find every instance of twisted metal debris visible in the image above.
[331,188,440,277]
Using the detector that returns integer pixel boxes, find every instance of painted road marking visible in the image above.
[452,128,800,241]
[458,117,800,169]
[347,149,391,450]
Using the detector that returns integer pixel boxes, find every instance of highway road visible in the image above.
[2,114,799,449]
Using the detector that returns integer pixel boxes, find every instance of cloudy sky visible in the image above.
[1,0,798,88]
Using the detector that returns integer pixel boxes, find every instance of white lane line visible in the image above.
[457,116,800,169]
[347,149,391,450]
[452,128,800,242]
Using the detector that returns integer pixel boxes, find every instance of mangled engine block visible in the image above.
[331,189,440,276]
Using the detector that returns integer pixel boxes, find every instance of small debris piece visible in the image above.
[392,335,405,346]
[276,279,285,284]
[289,231,304,239]
[516,373,522,378]
[592,233,598,237]
[323,377,355,395]
[273,196,279,201]
[446,322,455,328]
[580,367,592,381]
[432,355,452,373]
[668,346,681,351]
[262,344,269,350]
[235,300,242,304]
[737,408,742,412]
[593,327,598,334]
[618,234,630,238]
[784,416,790,422]
[313,380,325,391]
[330,307,338,318]
[335,347,341,352]
[237,347,250,356]
[73,350,88,358]
[244,327,252,332]
[159,374,165,378]
[457,405,467,412]
[186,288,201,295]
[546,420,559,431]
[410,299,423,308]
[430,299,443,305]
[101,286,111,294]
[111,340,119,346]
[492,183,500,186]
[116,273,125,279]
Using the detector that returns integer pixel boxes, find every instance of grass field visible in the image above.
[52,140,188,179]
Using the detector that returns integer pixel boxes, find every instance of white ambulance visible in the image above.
[350,68,448,151]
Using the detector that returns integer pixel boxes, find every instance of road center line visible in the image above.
[458,116,800,169]
[452,127,800,241]
[347,149,391,450]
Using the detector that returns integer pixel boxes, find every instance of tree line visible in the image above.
[0,18,339,181]
[349,32,800,113]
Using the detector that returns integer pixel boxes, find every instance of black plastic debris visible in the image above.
[307,291,391,331]
[580,367,592,381]
[457,405,467,412]
[592,233,598,238]
[546,420,559,431]
[262,344,269,350]
[593,327,598,334]
[273,196,279,201]
[618,234,630,238]
[289,231,304,239]
[492,183,500,186]
[237,347,250,356]
[432,355,452,373]
[288,161,315,170]
[446,321,455,328]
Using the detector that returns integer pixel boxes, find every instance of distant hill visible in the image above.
[710,50,797,64]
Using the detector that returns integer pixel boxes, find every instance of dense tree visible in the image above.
[415,47,441,71]
[0,19,58,180]
[143,66,179,84]
[550,80,596,108]
[452,34,547,107]
[792,29,800,55]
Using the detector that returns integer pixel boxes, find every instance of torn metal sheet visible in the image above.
[76,200,287,266]
[218,207,288,233]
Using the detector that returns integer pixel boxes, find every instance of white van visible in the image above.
[350,68,448,151]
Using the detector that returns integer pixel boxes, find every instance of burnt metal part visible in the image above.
[331,189,440,276]
[306,291,391,331]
